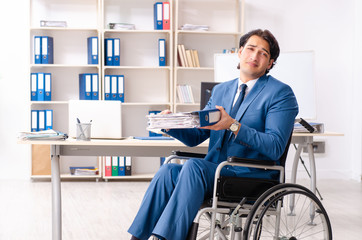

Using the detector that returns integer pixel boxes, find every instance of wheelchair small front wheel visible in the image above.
[243,183,332,240]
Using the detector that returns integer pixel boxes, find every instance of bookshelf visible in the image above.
[173,0,244,112]
[29,0,243,180]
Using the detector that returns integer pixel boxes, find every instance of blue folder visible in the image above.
[41,36,54,64]
[30,73,38,101]
[104,75,111,100]
[154,2,163,30]
[87,37,98,64]
[105,38,113,66]
[91,74,99,100]
[37,73,45,101]
[158,39,166,66]
[44,73,52,101]
[34,36,42,64]
[79,74,92,100]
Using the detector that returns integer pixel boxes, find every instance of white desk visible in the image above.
[19,132,342,240]
[20,138,209,240]
[291,132,343,197]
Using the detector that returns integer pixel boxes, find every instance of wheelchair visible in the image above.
[164,140,332,240]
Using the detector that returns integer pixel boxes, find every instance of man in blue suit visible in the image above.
[128,29,299,240]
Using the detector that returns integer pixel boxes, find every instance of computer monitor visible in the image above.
[200,82,219,110]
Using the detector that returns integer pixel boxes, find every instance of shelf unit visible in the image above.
[29,0,243,180]
[173,0,244,113]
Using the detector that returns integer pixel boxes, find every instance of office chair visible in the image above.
[164,136,332,240]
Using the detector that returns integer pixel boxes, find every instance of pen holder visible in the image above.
[76,123,91,141]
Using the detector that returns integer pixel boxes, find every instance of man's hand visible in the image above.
[160,109,172,115]
[200,105,235,131]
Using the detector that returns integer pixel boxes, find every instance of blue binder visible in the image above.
[79,74,92,100]
[158,39,166,66]
[41,36,54,64]
[31,110,38,132]
[117,75,124,102]
[111,75,118,100]
[37,73,45,101]
[104,75,111,100]
[38,110,46,131]
[113,38,120,66]
[87,37,98,64]
[105,38,113,66]
[154,2,163,30]
[148,111,163,137]
[44,73,52,101]
[45,109,53,130]
[34,36,42,64]
[118,157,125,176]
[30,73,38,101]
[193,108,221,127]
[91,74,99,100]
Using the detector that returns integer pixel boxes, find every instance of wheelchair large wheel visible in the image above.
[243,183,332,240]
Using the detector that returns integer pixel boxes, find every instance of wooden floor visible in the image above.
[0,178,361,240]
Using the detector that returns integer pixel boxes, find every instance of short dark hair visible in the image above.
[238,29,280,74]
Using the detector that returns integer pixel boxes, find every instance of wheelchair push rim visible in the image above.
[243,183,332,240]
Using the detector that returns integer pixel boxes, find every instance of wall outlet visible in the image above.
[303,141,325,154]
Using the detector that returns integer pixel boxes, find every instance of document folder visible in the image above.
[87,37,98,64]
[41,36,54,64]
[34,36,42,64]
[105,156,112,176]
[158,39,166,66]
[105,38,113,66]
[111,75,118,101]
[79,74,92,100]
[38,110,46,131]
[113,38,120,66]
[154,2,163,30]
[117,75,124,102]
[44,73,51,101]
[118,157,125,176]
[37,73,45,101]
[31,110,38,132]
[162,2,170,30]
[31,73,38,101]
[104,75,111,100]
[91,74,99,100]
[45,109,53,130]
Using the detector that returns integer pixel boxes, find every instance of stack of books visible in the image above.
[177,44,200,67]
[147,109,220,129]
[176,85,194,103]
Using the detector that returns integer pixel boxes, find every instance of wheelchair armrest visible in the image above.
[172,151,206,159]
[227,156,276,166]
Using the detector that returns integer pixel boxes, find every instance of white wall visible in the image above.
[245,0,361,181]
[0,0,30,179]
[0,0,360,180]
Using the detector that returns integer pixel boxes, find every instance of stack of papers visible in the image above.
[108,23,136,30]
[18,130,68,141]
[147,109,220,130]
[180,24,209,31]
[293,122,324,133]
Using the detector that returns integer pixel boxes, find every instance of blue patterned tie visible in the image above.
[230,84,247,118]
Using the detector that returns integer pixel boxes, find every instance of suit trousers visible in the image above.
[128,158,235,240]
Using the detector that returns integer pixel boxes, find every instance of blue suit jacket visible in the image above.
[166,74,299,177]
